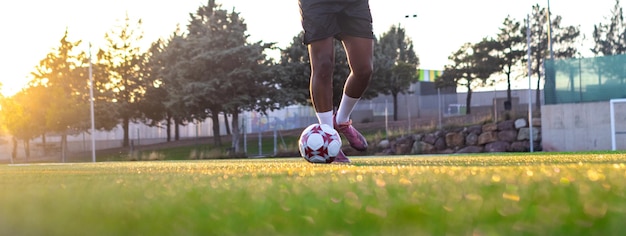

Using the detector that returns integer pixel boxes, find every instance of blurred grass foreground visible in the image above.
[1,152,626,235]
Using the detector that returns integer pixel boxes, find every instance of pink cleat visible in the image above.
[333,149,351,163]
[334,117,368,152]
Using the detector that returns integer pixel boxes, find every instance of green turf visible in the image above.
[1,153,626,235]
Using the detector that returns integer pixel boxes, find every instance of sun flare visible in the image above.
[0,79,27,97]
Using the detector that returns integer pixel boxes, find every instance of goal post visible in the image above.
[610,98,626,151]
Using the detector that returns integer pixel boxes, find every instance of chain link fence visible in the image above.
[1,85,542,162]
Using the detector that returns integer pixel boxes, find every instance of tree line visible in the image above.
[1,0,626,159]
[0,0,418,159]
[437,1,626,114]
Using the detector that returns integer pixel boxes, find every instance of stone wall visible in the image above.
[374,118,542,155]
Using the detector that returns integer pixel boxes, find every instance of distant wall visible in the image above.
[541,101,626,151]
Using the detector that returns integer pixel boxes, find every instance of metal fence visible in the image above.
[1,87,542,162]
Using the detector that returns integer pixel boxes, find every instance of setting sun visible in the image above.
[0,79,27,97]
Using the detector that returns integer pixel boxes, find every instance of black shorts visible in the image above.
[299,0,374,44]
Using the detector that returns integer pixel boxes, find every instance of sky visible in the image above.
[0,0,620,96]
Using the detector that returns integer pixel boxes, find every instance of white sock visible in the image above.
[335,94,360,124]
[316,111,334,127]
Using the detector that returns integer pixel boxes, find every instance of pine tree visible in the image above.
[166,1,276,147]
[437,39,502,114]
[525,4,580,108]
[592,0,626,56]
[375,25,420,121]
[30,30,90,160]
[495,16,526,109]
[97,14,148,147]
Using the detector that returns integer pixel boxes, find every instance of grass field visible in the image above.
[1,152,626,235]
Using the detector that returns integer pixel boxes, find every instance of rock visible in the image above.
[485,141,510,152]
[445,132,465,148]
[517,127,540,141]
[498,130,518,142]
[378,139,390,149]
[413,141,435,154]
[412,134,424,142]
[434,137,447,151]
[509,141,529,152]
[394,136,415,155]
[467,125,483,135]
[497,120,515,131]
[410,140,420,154]
[465,133,479,146]
[379,117,544,155]
[482,123,498,132]
[395,144,412,155]
[434,130,446,138]
[423,133,437,145]
[456,146,484,153]
[478,131,498,145]
[514,118,527,129]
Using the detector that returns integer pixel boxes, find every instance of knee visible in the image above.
[312,57,334,78]
[352,63,373,79]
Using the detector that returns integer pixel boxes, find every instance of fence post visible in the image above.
[385,99,389,139]
[242,115,247,155]
[437,88,442,129]
[258,130,262,157]
[274,123,278,156]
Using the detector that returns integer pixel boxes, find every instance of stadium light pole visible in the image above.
[89,43,96,162]
[403,13,446,129]
[547,0,554,60]
[541,0,552,153]
[404,13,418,131]
[527,14,534,153]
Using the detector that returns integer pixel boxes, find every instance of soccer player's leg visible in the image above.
[334,35,374,151]
[308,38,336,127]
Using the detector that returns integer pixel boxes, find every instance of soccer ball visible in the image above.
[298,123,342,163]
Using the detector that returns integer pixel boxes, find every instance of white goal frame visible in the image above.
[610,98,626,151]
